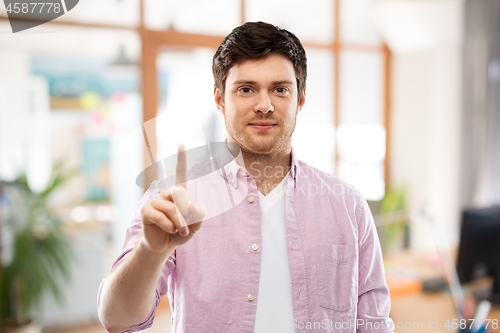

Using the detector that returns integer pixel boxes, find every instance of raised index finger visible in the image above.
[176,143,188,191]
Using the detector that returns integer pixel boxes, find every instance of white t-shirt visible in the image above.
[254,173,295,333]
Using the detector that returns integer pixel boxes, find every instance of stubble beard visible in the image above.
[225,114,297,158]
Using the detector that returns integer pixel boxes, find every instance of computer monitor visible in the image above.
[456,206,500,303]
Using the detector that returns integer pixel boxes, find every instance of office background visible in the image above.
[0,0,499,332]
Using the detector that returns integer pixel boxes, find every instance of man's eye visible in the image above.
[240,87,252,93]
[275,87,287,93]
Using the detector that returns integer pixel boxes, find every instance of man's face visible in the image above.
[214,53,306,155]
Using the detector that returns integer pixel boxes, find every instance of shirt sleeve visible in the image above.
[356,196,395,333]
[97,179,176,332]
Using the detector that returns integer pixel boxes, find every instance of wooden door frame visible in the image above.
[0,0,392,191]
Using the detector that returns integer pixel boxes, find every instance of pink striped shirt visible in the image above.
[99,143,394,333]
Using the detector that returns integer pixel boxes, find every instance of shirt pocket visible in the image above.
[316,243,358,311]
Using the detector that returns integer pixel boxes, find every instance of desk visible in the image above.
[385,251,500,333]
[391,292,500,333]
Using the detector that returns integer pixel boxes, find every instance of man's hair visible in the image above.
[212,21,307,101]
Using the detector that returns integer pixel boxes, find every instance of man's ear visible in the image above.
[214,87,225,116]
[297,89,306,113]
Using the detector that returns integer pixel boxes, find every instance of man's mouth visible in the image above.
[248,122,277,130]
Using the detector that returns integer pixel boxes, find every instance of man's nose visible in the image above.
[254,91,274,113]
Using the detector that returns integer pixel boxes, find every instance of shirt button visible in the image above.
[252,244,258,251]
[240,170,246,176]
[248,196,255,203]
[231,178,236,183]
[248,294,254,301]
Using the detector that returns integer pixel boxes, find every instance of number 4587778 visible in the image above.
[6,3,62,14]
[444,319,498,330]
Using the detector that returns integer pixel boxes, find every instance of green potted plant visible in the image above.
[0,162,77,332]
[377,185,409,254]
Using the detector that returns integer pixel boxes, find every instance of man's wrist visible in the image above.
[137,238,176,261]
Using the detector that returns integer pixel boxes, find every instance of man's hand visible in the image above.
[98,144,204,332]
[140,144,207,254]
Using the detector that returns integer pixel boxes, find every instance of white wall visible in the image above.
[386,0,464,251]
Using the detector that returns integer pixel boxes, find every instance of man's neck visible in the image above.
[227,139,292,196]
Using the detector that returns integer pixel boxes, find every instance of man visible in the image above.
[98,21,394,333]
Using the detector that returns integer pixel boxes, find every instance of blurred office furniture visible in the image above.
[386,250,500,333]
[457,206,500,304]
[386,206,499,331]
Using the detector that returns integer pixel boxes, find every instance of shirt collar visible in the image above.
[214,138,299,188]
